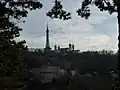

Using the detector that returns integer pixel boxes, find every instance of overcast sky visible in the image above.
[17,0,118,52]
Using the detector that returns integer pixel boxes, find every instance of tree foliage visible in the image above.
[0,0,43,89]
[77,0,117,19]
[26,49,117,75]
[45,0,118,19]
[47,0,71,20]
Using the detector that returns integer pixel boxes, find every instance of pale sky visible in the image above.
[17,0,118,52]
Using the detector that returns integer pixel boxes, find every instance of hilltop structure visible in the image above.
[44,24,79,53]
[54,44,79,54]
[44,24,51,52]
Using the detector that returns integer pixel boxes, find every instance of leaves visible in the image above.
[0,0,43,90]
[0,0,43,21]
[47,0,71,20]
[77,0,117,19]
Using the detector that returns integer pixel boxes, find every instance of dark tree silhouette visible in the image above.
[0,0,42,90]
[25,49,117,89]
[76,0,119,70]
[26,49,117,75]
[76,1,120,87]
[47,0,71,20]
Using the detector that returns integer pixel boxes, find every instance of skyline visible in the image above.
[17,0,118,52]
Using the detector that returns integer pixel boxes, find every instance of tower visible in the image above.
[54,44,57,50]
[45,23,51,51]
[72,44,74,50]
[69,43,72,50]
[58,45,60,50]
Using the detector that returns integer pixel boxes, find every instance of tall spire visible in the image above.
[47,23,48,31]
[45,23,51,51]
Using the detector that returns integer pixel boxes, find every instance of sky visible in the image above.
[17,0,118,52]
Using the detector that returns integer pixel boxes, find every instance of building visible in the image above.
[30,65,66,83]
[43,23,80,54]
[54,44,80,54]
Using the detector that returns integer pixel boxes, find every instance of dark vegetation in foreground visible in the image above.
[26,49,117,75]
[25,49,117,90]
[26,75,115,90]
[27,76,70,90]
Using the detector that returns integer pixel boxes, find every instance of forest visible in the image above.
[25,49,118,76]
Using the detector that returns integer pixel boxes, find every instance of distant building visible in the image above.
[28,23,80,54]
[53,44,80,54]
[84,73,93,77]
[71,70,77,76]
[42,23,80,54]
[30,65,66,83]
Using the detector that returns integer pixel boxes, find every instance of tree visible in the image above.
[0,0,42,90]
[76,0,120,71]
[47,0,71,20]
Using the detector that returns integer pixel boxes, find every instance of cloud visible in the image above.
[18,0,118,52]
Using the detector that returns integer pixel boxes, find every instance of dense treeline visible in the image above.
[25,49,117,76]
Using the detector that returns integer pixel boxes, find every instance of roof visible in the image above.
[31,65,60,73]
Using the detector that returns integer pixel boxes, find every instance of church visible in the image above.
[44,24,80,54]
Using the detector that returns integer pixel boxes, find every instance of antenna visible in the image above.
[47,22,48,29]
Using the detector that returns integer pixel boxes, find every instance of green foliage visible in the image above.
[77,0,91,19]
[45,0,118,20]
[0,0,43,19]
[47,0,71,20]
[0,36,28,90]
[0,0,43,90]
[77,0,117,19]
[26,49,117,76]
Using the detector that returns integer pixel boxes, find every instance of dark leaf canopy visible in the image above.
[0,0,43,19]
[77,0,117,19]
[46,0,71,20]
[0,1,42,85]
[0,0,43,39]
[46,0,117,20]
